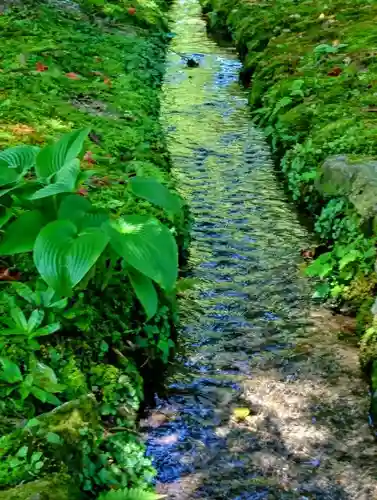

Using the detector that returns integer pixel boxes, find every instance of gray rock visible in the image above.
[318,155,377,217]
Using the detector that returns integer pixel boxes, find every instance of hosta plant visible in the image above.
[0,129,181,319]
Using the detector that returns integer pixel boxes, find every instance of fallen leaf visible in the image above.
[83,151,95,164]
[128,6,136,15]
[332,39,340,47]
[0,268,21,281]
[233,407,250,420]
[12,124,35,135]
[66,72,80,80]
[77,187,88,197]
[328,66,342,76]
[36,61,48,72]
[104,77,112,86]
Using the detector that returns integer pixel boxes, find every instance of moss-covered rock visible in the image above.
[0,474,83,500]
[318,155,377,218]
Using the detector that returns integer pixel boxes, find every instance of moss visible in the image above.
[0,474,82,500]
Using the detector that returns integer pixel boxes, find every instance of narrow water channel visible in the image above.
[144,0,377,498]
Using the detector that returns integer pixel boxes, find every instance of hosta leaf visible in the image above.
[0,161,20,186]
[0,145,39,172]
[58,194,108,230]
[30,159,80,200]
[35,128,90,180]
[67,228,109,288]
[0,357,22,383]
[34,220,109,295]
[0,210,45,255]
[33,220,75,295]
[128,267,158,320]
[129,177,182,214]
[0,206,13,228]
[107,216,178,291]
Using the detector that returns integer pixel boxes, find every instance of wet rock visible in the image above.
[318,155,377,217]
[186,57,199,68]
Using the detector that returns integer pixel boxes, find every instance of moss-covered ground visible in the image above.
[0,0,188,497]
[201,0,377,415]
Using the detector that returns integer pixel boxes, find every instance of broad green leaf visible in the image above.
[305,252,333,278]
[27,309,44,333]
[35,128,90,180]
[34,220,109,295]
[16,446,29,458]
[34,220,74,295]
[129,177,182,214]
[30,159,80,200]
[12,283,35,303]
[58,194,108,230]
[0,161,20,186]
[0,357,22,383]
[339,249,361,270]
[32,362,64,392]
[128,268,158,320]
[0,206,13,228]
[0,145,39,172]
[0,210,45,255]
[67,228,109,288]
[11,306,28,331]
[46,432,63,445]
[32,322,61,337]
[108,216,178,291]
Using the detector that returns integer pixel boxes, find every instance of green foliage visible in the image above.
[98,488,165,500]
[0,0,184,497]
[0,131,179,314]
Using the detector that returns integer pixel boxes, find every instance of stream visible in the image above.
[143,0,377,498]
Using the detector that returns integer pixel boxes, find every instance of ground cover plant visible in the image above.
[0,0,188,497]
[201,0,377,413]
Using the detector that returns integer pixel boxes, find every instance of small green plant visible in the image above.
[0,356,64,406]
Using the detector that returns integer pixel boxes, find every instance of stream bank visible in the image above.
[201,0,377,418]
[0,1,186,498]
[144,0,377,498]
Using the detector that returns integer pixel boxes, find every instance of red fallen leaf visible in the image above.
[83,150,95,164]
[0,268,21,281]
[128,6,136,15]
[104,77,112,86]
[66,72,80,80]
[36,61,48,72]
[77,187,89,197]
[328,66,342,77]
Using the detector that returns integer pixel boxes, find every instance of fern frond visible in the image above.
[98,487,166,500]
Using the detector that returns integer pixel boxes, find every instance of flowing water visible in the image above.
[143,0,377,498]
